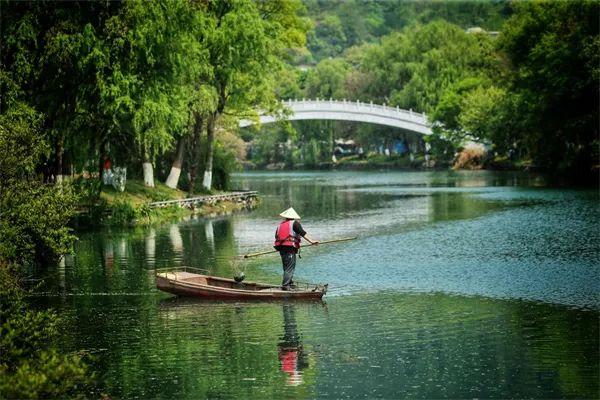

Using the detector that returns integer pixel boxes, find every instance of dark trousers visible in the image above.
[280,251,296,288]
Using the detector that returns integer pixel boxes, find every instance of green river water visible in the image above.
[35,171,598,398]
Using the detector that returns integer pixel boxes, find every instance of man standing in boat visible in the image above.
[274,208,319,291]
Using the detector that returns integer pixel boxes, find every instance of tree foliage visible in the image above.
[360,21,499,112]
[103,0,203,162]
[0,264,89,400]
[0,104,77,266]
[303,0,509,62]
[0,102,85,398]
[197,0,309,189]
[497,0,599,176]
[434,0,599,175]
[250,20,502,166]
[250,2,598,179]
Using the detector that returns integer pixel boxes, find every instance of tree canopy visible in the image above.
[248,1,598,180]
[302,0,509,63]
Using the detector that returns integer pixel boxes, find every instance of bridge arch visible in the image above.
[239,99,432,135]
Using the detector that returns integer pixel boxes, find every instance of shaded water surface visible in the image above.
[37,171,598,398]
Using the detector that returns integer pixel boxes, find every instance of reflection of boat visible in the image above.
[156,268,327,300]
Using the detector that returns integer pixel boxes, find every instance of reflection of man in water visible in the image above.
[278,304,308,386]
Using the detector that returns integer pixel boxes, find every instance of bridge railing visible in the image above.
[282,99,428,122]
[239,98,431,133]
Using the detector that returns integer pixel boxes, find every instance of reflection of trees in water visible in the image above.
[246,177,386,220]
[278,303,309,386]
[310,293,598,399]
[148,301,322,397]
[169,224,183,253]
[509,303,599,398]
[429,191,500,222]
[145,227,156,268]
[177,218,238,275]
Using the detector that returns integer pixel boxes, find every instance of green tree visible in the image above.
[275,67,304,100]
[304,58,350,99]
[0,265,89,399]
[303,0,509,62]
[0,103,76,266]
[0,1,120,182]
[0,100,87,398]
[458,85,507,144]
[432,77,508,147]
[360,21,499,112]
[198,0,308,190]
[102,0,203,187]
[308,14,347,59]
[497,0,599,177]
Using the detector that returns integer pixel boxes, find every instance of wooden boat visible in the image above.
[156,269,327,300]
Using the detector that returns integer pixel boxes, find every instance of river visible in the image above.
[36,170,598,398]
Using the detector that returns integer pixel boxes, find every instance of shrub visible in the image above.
[453,147,485,170]
[109,201,137,225]
[0,264,89,399]
[0,103,77,266]
[71,177,102,206]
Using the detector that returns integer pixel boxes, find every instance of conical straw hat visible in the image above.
[279,207,301,219]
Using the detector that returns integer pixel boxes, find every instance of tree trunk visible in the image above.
[329,120,334,158]
[202,113,216,191]
[55,135,64,184]
[142,143,154,187]
[188,112,203,196]
[99,137,106,182]
[165,136,186,189]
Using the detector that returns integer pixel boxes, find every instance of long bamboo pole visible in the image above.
[243,236,357,259]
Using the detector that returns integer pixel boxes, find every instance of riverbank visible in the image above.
[246,154,441,171]
[246,154,532,172]
[74,180,258,228]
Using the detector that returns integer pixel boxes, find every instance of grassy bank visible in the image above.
[75,180,257,228]
[246,152,537,172]
[336,152,539,172]
[100,180,186,206]
[246,153,436,171]
[335,153,429,169]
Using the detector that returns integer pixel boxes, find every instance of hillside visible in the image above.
[299,0,511,63]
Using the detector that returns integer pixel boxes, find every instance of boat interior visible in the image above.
[158,271,276,291]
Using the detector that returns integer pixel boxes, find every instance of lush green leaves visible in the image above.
[0,103,85,400]
[0,104,77,266]
[496,0,599,176]
[458,85,507,143]
[257,20,502,164]
[259,2,598,178]
[196,0,308,189]
[304,58,349,99]
[0,103,47,180]
[102,0,205,159]
[0,265,88,399]
[303,0,508,62]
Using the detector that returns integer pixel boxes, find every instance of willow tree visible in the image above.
[186,86,217,194]
[0,1,122,183]
[197,0,308,190]
[103,0,203,187]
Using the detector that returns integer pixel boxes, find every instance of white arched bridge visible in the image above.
[239,99,432,135]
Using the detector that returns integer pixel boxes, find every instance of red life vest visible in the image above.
[274,220,301,249]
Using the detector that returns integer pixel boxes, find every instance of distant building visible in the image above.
[333,139,357,156]
[466,27,500,37]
